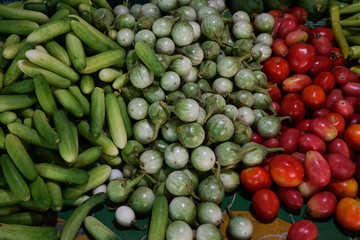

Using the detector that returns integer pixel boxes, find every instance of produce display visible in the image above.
[0,0,359,239]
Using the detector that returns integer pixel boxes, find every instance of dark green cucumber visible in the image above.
[90,87,105,137]
[0,223,59,240]
[0,212,43,225]
[0,189,21,207]
[33,74,58,117]
[46,180,63,212]
[117,96,133,139]
[33,109,59,144]
[1,79,34,94]
[0,20,39,35]
[0,5,48,24]
[36,163,89,184]
[29,176,51,211]
[0,205,20,217]
[148,194,168,240]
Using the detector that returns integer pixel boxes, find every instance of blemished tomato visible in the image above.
[288,7,308,25]
[306,191,337,218]
[336,197,360,231]
[287,220,318,240]
[313,72,336,94]
[240,167,272,193]
[280,98,306,122]
[324,113,346,137]
[269,154,305,187]
[286,43,316,73]
[301,85,326,110]
[344,124,360,151]
[252,189,280,219]
[267,82,282,102]
[282,74,312,93]
[332,99,354,121]
[327,177,358,199]
[262,57,290,83]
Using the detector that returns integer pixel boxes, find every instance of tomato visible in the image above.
[287,43,316,73]
[330,47,347,67]
[282,74,312,93]
[250,132,263,144]
[328,138,350,158]
[331,66,353,84]
[306,191,337,218]
[252,189,280,219]
[272,18,285,40]
[297,177,324,199]
[325,88,343,109]
[308,27,334,43]
[311,36,332,56]
[298,133,326,154]
[311,108,331,118]
[301,85,326,110]
[271,102,281,115]
[307,55,332,77]
[271,39,288,57]
[277,187,304,210]
[295,24,310,33]
[336,197,360,231]
[296,119,311,133]
[288,7,308,25]
[344,124,360,151]
[269,154,304,187]
[267,81,282,102]
[342,82,360,97]
[345,96,358,109]
[304,151,331,186]
[287,220,318,240]
[332,99,354,121]
[240,167,272,193]
[285,31,308,47]
[278,19,297,39]
[324,113,346,137]
[278,128,300,154]
[326,154,356,179]
[262,57,290,83]
[327,177,358,199]
[313,72,336,94]
[262,138,279,149]
[280,98,306,122]
[308,118,338,142]
[291,152,306,165]
[268,10,283,19]
[349,113,360,125]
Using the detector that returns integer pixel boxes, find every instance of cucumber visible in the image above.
[23,2,48,14]
[148,195,168,240]
[79,10,92,24]
[23,118,33,128]
[53,88,85,118]
[7,123,58,150]
[56,2,79,16]
[33,74,58,117]
[0,67,3,91]
[135,41,165,77]
[35,45,49,54]
[43,40,71,67]
[4,42,35,87]
[98,153,122,166]
[62,164,111,200]
[112,74,128,90]
[0,205,21,217]
[0,5,48,24]
[70,121,79,160]
[16,108,34,118]
[61,0,90,8]
[0,20,39,35]
[0,111,17,125]
[26,18,72,45]
[1,79,34,94]
[0,212,43,225]
[92,0,112,10]
[0,34,20,68]
[29,176,51,211]
[53,110,78,165]
[0,126,4,149]
[60,193,106,240]
[80,75,94,94]
[65,32,86,71]
[2,42,26,60]
[18,199,49,213]
[36,163,89,184]
[117,96,133,139]
[90,87,105,137]
[5,134,38,181]
[0,94,37,113]
[69,85,90,116]
[31,146,65,166]
[73,146,102,169]
[0,189,21,207]
[99,68,122,83]
[79,49,126,74]
[46,180,63,212]
[0,224,59,240]
[49,9,70,22]
[33,109,59,144]
[84,216,122,240]
[1,154,31,202]
[63,195,89,207]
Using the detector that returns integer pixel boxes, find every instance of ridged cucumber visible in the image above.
[4,134,38,181]
[33,74,58,117]
[36,163,89,184]
[33,109,59,144]
[90,87,105,137]
[0,223,59,240]
[84,216,122,240]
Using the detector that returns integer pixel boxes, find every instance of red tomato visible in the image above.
[282,74,312,93]
[308,118,338,142]
[308,27,334,42]
[262,57,290,83]
[296,119,311,133]
[342,82,360,97]
[326,154,356,179]
[287,220,318,240]
[311,108,331,118]
[344,124,360,151]
[262,138,279,149]
[311,36,332,56]
[301,85,326,110]
[287,43,316,73]
[282,92,301,101]
[252,189,280,219]
[269,154,305,187]
[278,19,297,39]
[304,151,331,186]
[278,128,300,154]
[325,88,343,109]
[271,102,281,115]
[240,167,272,193]
[336,197,360,231]
[328,138,350,158]
[313,72,336,94]
[280,98,306,122]
[291,152,306,165]
[288,7,308,25]
[307,55,332,77]
[268,10,282,19]
[250,132,263,144]
[332,99,354,121]
[295,24,310,33]
[307,191,337,218]
[298,133,326,154]
[277,187,304,210]
[271,39,288,57]
[330,47,347,67]
[345,96,358,109]
[267,82,282,102]
[285,31,308,47]
[331,66,352,84]
[297,177,324,199]
[327,177,358,199]
[324,113,346,137]
[272,18,285,40]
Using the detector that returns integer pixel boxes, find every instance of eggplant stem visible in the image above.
[132,220,148,231]
[266,147,284,154]
[226,204,235,219]
[190,191,201,201]
[144,173,159,185]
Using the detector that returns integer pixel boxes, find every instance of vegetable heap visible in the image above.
[0,0,283,239]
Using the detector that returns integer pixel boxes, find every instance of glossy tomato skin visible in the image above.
[250,132,263,144]
[326,154,356,179]
[313,72,336,94]
[308,118,338,142]
[277,187,304,210]
[301,85,326,110]
[344,124,360,151]
[267,82,282,102]
[285,31,308,47]
[252,189,280,219]
[332,99,354,121]
[271,102,281,115]
[311,36,332,57]
[311,108,331,118]
[307,191,337,218]
[304,151,331,186]
[294,24,309,33]
[288,7,308,25]
[327,177,358,199]
[287,43,316,73]
[307,55,332,77]
[325,88,343,109]
[336,197,360,231]
[287,220,318,240]
[278,19,297,39]
[271,39,288,57]
[280,98,306,122]
[282,74,312,93]
[262,57,290,83]
[342,82,360,97]
[298,133,326,154]
[240,167,272,193]
[331,66,351,84]
[269,154,305,187]
[328,138,350,158]
[308,27,334,42]
[296,119,311,133]
[324,112,346,136]
[278,128,300,154]
[330,47,347,67]
[297,177,324,199]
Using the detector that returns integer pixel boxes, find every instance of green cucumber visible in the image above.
[18,199,49,213]
[53,88,84,118]
[84,216,122,240]
[56,2,79,16]
[29,176,51,210]
[49,9,70,22]
[0,189,21,207]
[1,79,34,94]
[0,34,20,68]
[80,75,94,94]
[0,5,48,24]
[0,212,43,225]
[33,74,58,117]
[0,111,17,125]
[0,94,37,113]
[33,109,59,144]
[0,20,39,35]
[0,224,59,240]
[65,32,86,71]
[117,96,133,139]
[135,41,165,77]
[90,87,105,137]
[69,85,90,116]
[73,146,102,169]
[23,2,48,14]
[0,205,20,217]
[43,40,72,67]
[46,180,63,212]
[79,49,126,74]
[98,153,122,166]
[36,163,89,184]
[63,195,89,207]
[148,195,168,240]
[0,126,4,149]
